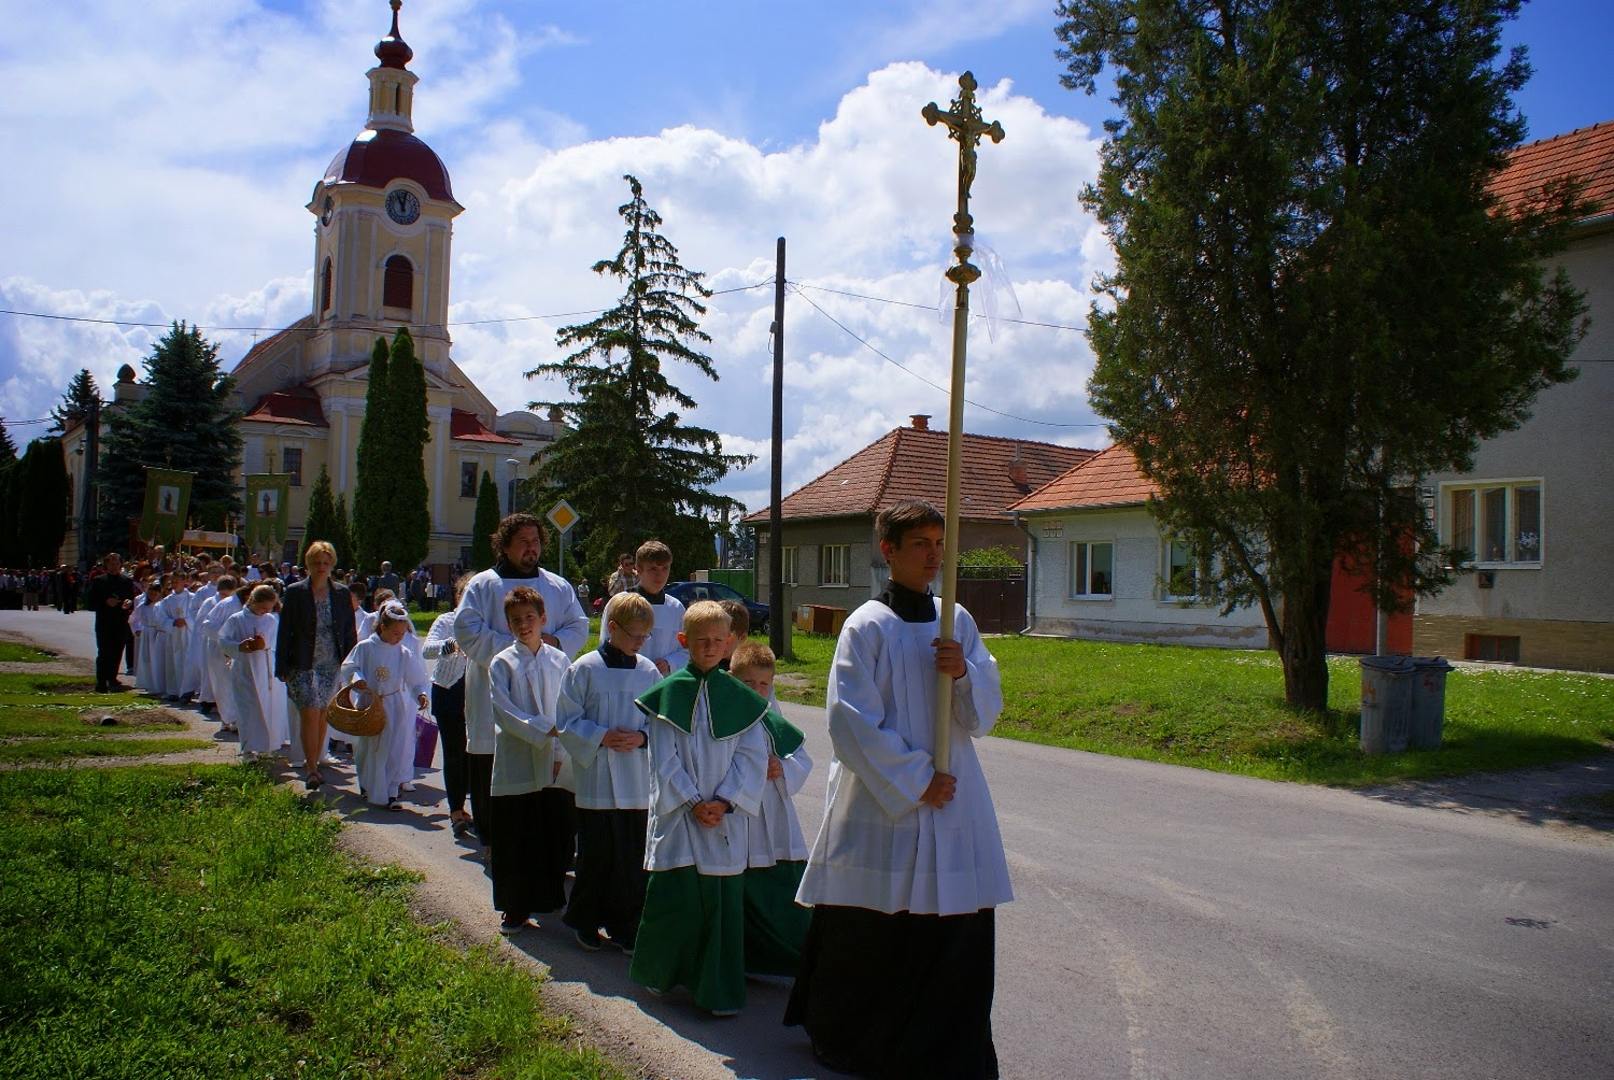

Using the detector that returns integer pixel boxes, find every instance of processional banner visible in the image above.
[140,467,194,548]
[243,474,291,556]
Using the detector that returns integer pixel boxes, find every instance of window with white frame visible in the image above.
[1161,539,1210,600]
[782,546,798,585]
[819,544,849,586]
[1069,541,1114,598]
[1445,480,1542,565]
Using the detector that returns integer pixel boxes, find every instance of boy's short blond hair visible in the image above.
[635,539,673,566]
[730,641,776,678]
[681,600,731,636]
[605,591,653,630]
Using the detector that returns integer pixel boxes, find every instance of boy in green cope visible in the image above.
[629,601,771,1017]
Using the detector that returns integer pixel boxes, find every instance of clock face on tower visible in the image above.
[385,189,421,226]
[320,195,335,226]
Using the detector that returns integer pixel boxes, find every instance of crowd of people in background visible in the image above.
[14,501,1009,1074]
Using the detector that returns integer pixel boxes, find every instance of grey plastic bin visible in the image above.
[1408,656,1454,749]
[1359,655,1415,754]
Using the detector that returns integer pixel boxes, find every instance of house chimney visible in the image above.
[910,414,931,431]
[1007,450,1028,489]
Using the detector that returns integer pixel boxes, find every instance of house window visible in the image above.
[782,546,798,586]
[320,257,333,314]
[383,255,413,310]
[460,460,479,498]
[1444,480,1542,565]
[820,544,849,586]
[281,447,303,487]
[1069,541,1114,598]
[1465,634,1520,664]
[1161,539,1209,600]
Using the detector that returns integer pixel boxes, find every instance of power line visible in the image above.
[787,284,1104,429]
[0,416,54,427]
[788,280,1089,333]
[0,280,774,335]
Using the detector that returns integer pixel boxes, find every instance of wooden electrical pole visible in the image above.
[769,236,788,658]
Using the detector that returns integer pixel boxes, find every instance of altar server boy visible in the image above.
[629,601,771,1017]
[729,641,813,974]
[487,586,576,934]
[597,539,686,675]
[202,579,244,732]
[218,585,285,759]
[160,570,194,700]
[339,600,430,811]
[133,582,164,694]
[556,591,662,952]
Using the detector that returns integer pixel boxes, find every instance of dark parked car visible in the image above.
[666,580,769,633]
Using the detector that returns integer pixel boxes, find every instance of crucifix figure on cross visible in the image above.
[920,72,1005,774]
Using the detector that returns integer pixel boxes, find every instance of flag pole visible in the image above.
[923,72,1004,774]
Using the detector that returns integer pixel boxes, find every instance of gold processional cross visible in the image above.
[922,73,1004,774]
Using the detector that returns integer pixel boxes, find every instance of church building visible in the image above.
[63,2,563,571]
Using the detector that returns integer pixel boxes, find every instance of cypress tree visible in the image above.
[97,322,243,553]
[333,493,355,575]
[385,327,431,571]
[351,336,392,573]
[529,174,750,583]
[302,464,338,559]
[16,438,71,566]
[471,470,501,572]
[49,369,102,435]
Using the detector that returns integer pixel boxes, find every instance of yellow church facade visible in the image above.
[63,2,561,571]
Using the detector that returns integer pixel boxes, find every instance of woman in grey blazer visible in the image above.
[275,541,356,789]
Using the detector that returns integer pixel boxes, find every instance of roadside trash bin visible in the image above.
[1408,656,1454,749]
[1359,655,1414,754]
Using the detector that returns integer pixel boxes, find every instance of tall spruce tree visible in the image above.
[351,336,392,573]
[385,327,431,571]
[528,174,751,583]
[0,430,20,565]
[0,419,17,463]
[15,438,71,566]
[302,464,339,561]
[49,369,101,435]
[471,470,501,571]
[1055,0,1588,710]
[97,323,243,553]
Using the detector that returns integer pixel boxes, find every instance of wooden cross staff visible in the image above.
[923,72,1004,774]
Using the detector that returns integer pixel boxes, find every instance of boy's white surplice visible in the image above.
[339,634,429,806]
[643,679,770,877]
[487,640,573,797]
[749,735,812,867]
[218,607,284,755]
[555,647,660,810]
[201,593,243,727]
[160,588,193,694]
[796,599,1013,916]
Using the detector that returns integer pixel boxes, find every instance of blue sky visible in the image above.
[3,0,1609,512]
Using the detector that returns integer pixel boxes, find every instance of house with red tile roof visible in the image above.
[1413,120,1614,672]
[744,414,1093,616]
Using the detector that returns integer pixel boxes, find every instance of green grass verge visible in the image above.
[0,764,622,1079]
[0,642,55,663]
[0,672,157,710]
[770,631,1614,786]
[0,737,211,764]
[0,705,187,739]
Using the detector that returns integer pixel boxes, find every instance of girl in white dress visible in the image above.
[218,585,283,759]
[339,600,429,810]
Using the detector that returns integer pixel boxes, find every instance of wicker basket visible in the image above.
[326,682,385,738]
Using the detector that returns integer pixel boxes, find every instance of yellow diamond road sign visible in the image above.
[546,499,580,534]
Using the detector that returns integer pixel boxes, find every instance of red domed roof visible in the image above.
[324,127,454,202]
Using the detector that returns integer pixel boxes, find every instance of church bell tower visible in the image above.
[305,0,463,377]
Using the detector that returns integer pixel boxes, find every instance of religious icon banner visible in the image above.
[243,473,291,554]
[141,467,194,548]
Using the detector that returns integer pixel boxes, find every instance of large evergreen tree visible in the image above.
[97,323,243,554]
[302,464,339,561]
[49,369,101,435]
[14,438,71,566]
[384,327,431,571]
[1055,0,1588,710]
[528,174,750,583]
[471,469,501,572]
[351,336,392,573]
[1,419,20,463]
[333,493,355,574]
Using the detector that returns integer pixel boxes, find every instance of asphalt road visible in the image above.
[5,609,1612,1080]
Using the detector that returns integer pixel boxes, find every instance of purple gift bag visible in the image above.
[414,713,439,770]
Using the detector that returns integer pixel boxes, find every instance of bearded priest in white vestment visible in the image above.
[787,500,1011,1079]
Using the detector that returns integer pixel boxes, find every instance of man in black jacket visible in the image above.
[84,554,138,692]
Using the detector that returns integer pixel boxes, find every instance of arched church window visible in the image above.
[383,255,413,310]
[320,257,333,313]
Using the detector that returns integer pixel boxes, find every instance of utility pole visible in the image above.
[769,236,787,658]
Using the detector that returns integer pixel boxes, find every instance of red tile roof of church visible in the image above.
[1009,443,1158,513]
[1490,120,1614,222]
[743,425,1093,524]
[450,408,520,445]
[242,385,328,428]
